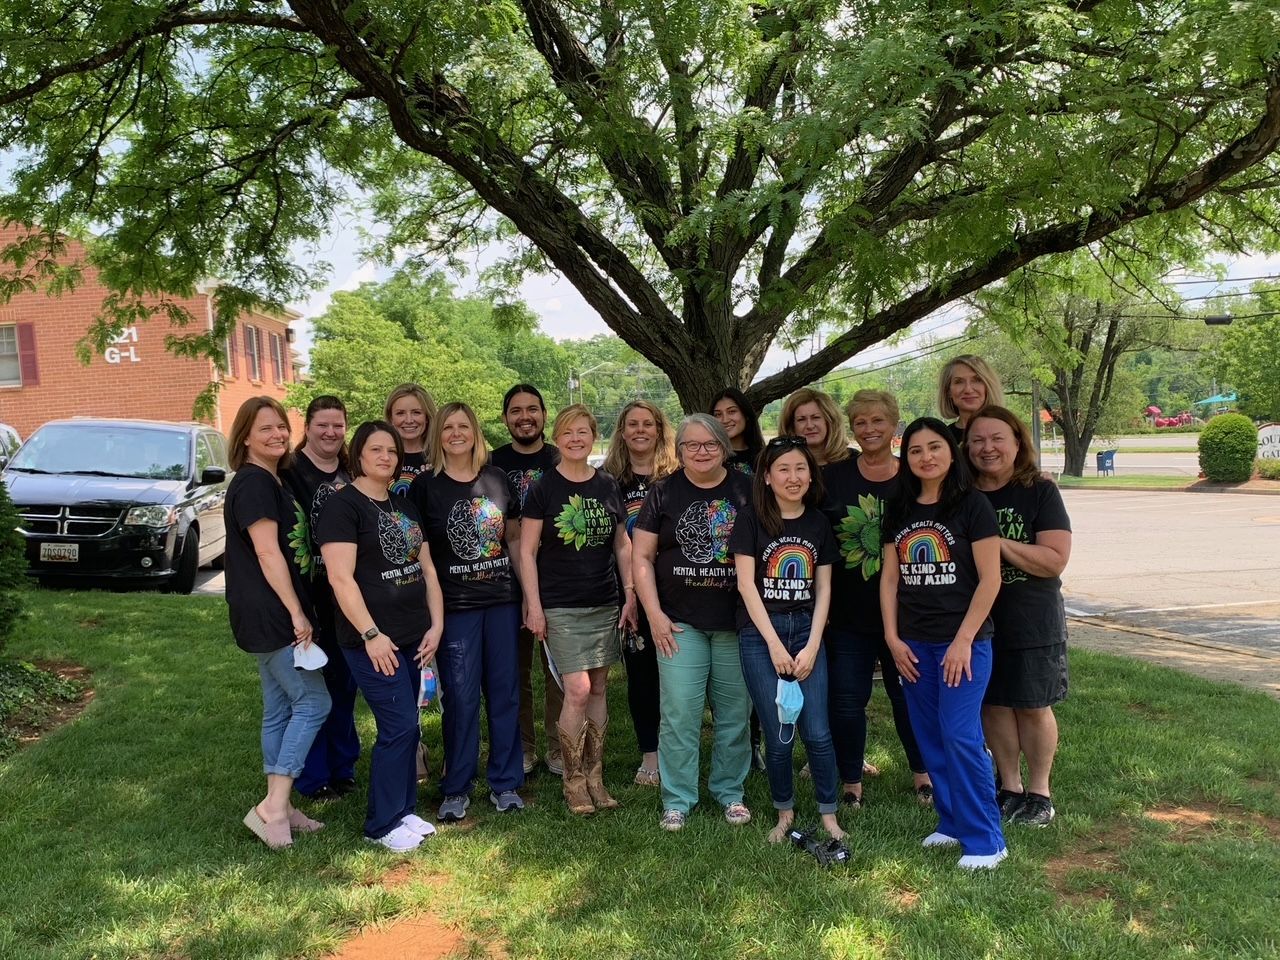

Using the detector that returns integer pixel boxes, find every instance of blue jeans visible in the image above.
[296,641,362,795]
[826,625,925,783]
[254,645,331,778]
[739,611,839,814]
[343,646,421,839]
[901,638,1005,856]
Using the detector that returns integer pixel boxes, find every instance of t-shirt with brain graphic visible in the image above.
[523,468,624,608]
[633,469,752,632]
[882,489,999,643]
[820,453,900,632]
[315,484,429,650]
[410,465,520,612]
[979,478,1071,650]
[729,503,837,630]
[490,442,561,509]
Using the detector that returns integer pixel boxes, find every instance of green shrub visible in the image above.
[0,480,26,654]
[1256,458,1280,481]
[1198,414,1258,483]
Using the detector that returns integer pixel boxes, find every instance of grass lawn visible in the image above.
[1057,475,1192,489]
[2,589,1279,960]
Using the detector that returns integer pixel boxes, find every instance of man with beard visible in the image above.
[490,384,565,775]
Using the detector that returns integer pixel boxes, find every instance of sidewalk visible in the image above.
[1069,617,1280,699]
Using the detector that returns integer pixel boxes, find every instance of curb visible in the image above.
[1068,615,1280,662]
[1059,484,1280,496]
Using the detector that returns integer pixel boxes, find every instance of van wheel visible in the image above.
[169,532,200,595]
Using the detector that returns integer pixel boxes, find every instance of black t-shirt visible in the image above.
[410,465,520,612]
[634,469,753,632]
[882,489,999,643]
[223,464,315,654]
[281,452,351,649]
[980,479,1071,650]
[946,421,966,446]
[490,442,561,509]
[730,504,838,630]
[617,472,654,539]
[821,453,900,632]
[523,468,624,608]
[389,450,429,498]
[314,485,429,650]
[727,448,758,477]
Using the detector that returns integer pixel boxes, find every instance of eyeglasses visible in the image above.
[766,436,808,450]
[680,440,723,454]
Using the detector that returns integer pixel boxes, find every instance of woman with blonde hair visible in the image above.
[384,383,438,494]
[780,388,851,466]
[937,355,1005,444]
[603,400,678,785]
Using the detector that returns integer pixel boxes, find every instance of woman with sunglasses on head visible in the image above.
[710,388,765,476]
[282,395,361,802]
[632,414,754,832]
[881,417,1005,870]
[384,383,438,496]
[603,400,679,787]
[317,421,444,852]
[937,355,1005,446]
[731,436,843,844]
[820,390,931,807]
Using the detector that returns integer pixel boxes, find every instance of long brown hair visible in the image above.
[967,405,1040,487]
[228,396,293,471]
[752,437,826,537]
[779,387,850,465]
[603,400,678,487]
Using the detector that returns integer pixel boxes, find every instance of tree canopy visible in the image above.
[1213,286,1280,421]
[3,0,1279,411]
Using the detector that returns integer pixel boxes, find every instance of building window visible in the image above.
[0,325,18,386]
[269,332,285,383]
[221,332,236,380]
[244,324,261,381]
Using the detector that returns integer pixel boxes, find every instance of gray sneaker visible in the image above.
[438,794,470,822]
[490,790,525,812]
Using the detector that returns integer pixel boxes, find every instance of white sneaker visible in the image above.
[368,824,424,852]
[958,848,1008,870]
[399,813,437,837]
[922,832,961,848]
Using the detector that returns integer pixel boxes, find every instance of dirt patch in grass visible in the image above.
[325,912,507,960]
[888,888,920,911]
[1144,803,1280,841]
[1044,822,1136,905]
[5,660,93,750]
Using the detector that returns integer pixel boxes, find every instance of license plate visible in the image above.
[40,542,79,562]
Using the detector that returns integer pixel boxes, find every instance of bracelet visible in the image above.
[623,584,636,592]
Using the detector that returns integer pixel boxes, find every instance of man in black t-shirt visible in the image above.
[489,383,565,775]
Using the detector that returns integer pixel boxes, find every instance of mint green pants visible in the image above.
[657,622,751,814]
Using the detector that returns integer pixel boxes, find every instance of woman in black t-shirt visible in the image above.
[521,404,636,815]
[731,437,842,844]
[602,400,678,786]
[633,414,753,832]
[710,388,764,476]
[282,395,361,801]
[385,383,437,496]
[223,396,331,851]
[821,390,930,806]
[968,406,1072,829]
[779,387,852,467]
[881,417,1005,870]
[410,402,526,822]
[318,421,444,853]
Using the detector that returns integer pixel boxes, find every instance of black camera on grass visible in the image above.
[786,825,850,868]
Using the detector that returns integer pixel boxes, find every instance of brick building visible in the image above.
[0,224,302,440]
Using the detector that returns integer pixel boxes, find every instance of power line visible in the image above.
[821,333,975,383]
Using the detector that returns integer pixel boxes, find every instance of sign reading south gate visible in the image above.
[1258,423,1280,461]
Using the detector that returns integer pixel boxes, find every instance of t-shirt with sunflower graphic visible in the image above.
[223,463,316,654]
[820,452,900,632]
[314,484,429,650]
[522,467,625,609]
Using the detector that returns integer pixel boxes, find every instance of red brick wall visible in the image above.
[0,224,301,443]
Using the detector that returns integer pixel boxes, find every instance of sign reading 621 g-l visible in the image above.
[105,326,141,364]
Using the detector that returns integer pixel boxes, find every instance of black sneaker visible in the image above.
[1012,792,1055,827]
[996,789,1027,821]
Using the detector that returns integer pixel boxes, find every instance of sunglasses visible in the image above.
[766,436,808,450]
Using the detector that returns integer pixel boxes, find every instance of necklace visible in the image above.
[355,481,394,515]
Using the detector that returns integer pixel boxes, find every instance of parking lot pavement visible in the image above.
[1061,489,1280,655]
[195,568,224,596]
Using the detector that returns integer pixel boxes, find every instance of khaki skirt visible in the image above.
[543,605,621,675]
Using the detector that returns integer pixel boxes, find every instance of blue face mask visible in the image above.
[776,678,804,744]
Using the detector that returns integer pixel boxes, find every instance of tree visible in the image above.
[0,479,25,655]
[1213,287,1280,421]
[3,2,1280,411]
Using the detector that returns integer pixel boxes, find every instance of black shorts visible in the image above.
[984,642,1068,709]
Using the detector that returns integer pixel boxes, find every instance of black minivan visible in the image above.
[2,419,230,593]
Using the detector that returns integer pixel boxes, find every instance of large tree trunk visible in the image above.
[1061,432,1088,477]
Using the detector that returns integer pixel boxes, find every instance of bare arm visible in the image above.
[518,517,545,639]
[322,540,398,675]
[248,518,312,645]
[504,519,523,587]
[736,554,797,677]
[1000,529,1071,578]
[941,535,1002,687]
[613,524,637,629]
[880,542,918,682]
[417,541,445,665]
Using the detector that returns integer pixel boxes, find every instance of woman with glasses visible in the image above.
[632,414,753,832]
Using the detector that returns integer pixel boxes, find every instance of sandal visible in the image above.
[634,766,660,786]
[287,809,325,833]
[840,791,863,809]
[724,802,752,826]
[916,784,934,807]
[660,809,687,832]
[244,806,292,850]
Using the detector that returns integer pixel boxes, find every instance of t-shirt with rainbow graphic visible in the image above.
[729,503,837,631]
[882,489,999,642]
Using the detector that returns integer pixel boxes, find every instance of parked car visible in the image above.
[0,423,19,469]
[2,419,230,593]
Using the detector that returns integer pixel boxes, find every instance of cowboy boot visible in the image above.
[556,720,595,815]
[584,718,620,810]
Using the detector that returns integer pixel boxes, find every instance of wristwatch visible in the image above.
[360,625,380,642]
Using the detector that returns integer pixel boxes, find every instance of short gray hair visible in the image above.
[675,413,732,467]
